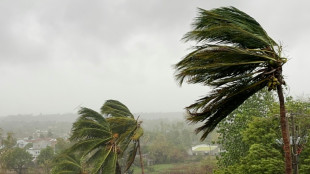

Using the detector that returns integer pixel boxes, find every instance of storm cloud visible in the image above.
[0,0,309,116]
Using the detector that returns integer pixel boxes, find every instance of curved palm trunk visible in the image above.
[137,140,144,174]
[277,83,292,174]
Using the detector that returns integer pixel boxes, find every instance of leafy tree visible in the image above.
[216,116,284,174]
[68,100,144,174]
[2,132,16,149]
[286,97,310,174]
[237,144,284,174]
[217,97,310,174]
[217,89,275,167]
[238,116,284,174]
[37,146,55,174]
[147,134,186,164]
[174,6,291,173]
[299,134,310,174]
[47,129,54,138]
[1,147,32,174]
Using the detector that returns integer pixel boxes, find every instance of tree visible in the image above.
[147,134,186,164]
[2,132,16,149]
[68,100,144,174]
[217,89,275,167]
[174,6,291,173]
[215,115,284,174]
[1,147,32,174]
[37,146,55,174]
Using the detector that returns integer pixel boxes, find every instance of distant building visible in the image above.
[16,139,30,148]
[26,148,41,159]
[191,144,220,155]
[26,138,57,159]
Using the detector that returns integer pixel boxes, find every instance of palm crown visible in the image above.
[67,100,143,174]
[175,7,287,140]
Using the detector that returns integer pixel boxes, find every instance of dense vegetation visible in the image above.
[1,92,310,173]
[215,90,310,174]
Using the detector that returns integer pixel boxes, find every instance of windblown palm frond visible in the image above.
[175,6,287,140]
[101,100,134,118]
[107,117,137,136]
[51,153,87,174]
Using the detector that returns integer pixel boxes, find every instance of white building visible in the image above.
[26,148,41,159]
[16,139,29,148]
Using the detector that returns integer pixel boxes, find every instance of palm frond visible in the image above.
[106,117,137,135]
[101,100,134,118]
[89,147,114,174]
[101,150,118,174]
[51,153,84,174]
[132,127,144,141]
[68,138,111,155]
[184,7,277,48]
[76,107,110,128]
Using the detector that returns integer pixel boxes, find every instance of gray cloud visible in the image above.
[0,0,309,116]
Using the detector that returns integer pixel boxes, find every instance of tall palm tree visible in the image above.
[174,7,291,173]
[68,100,144,174]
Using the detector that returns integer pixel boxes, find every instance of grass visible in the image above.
[133,156,218,174]
[133,163,174,174]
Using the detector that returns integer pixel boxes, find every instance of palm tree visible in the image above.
[174,7,291,173]
[68,100,144,174]
[101,100,144,174]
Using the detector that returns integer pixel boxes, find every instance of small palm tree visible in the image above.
[101,100,144,173]
[68,100,144,174]
[175,7,291,173]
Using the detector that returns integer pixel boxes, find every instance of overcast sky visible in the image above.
[0,0,309,116]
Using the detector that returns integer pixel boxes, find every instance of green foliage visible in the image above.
[51,153,87,174]
[100,100,134,118]
[37,146,55,174]
[216,96,310,173]
[2,132,17,149]
[242,116,280,146]
[23,143,33,150]
[299,133,310,174]
[47,129,54,138]
[174,6,287,140]
[1,147,33,174]
[54,138,71,154]
[238,144,284,174]
[68,100,144,174]
[216,116,284,174]
[69,107,117,174]
[217,89,275,167]
[147,134,187,164]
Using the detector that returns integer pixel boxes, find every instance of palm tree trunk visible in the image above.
[116,162,122,174]
[277,84,292,174]
[137,140,144,174]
